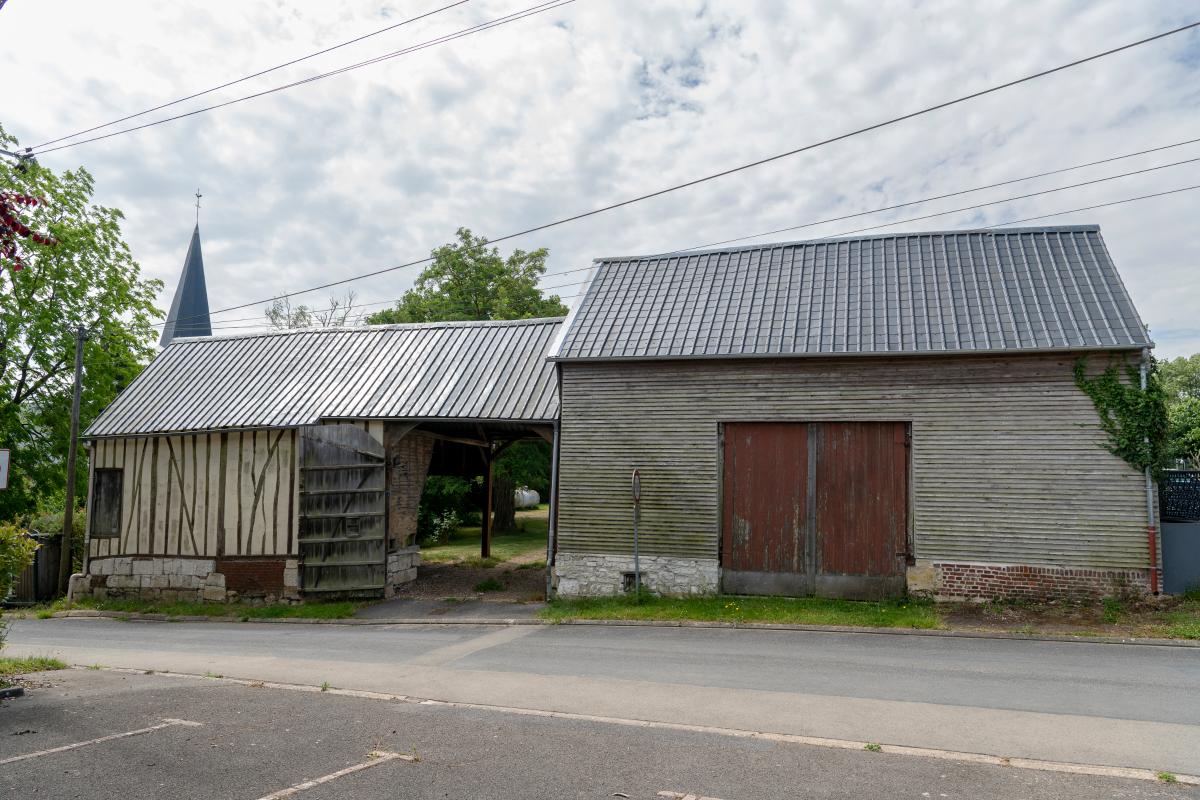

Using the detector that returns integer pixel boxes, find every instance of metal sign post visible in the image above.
[0,449,9,490]
[631,469,641,599]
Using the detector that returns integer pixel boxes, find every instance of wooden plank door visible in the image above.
[813,422,908,599]
[720,420,909,599]
[721,422,811,596]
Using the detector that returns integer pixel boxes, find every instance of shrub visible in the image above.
[0,521,39,601]
[416,476,475,544]
[1,521,40,650]
[420,510,461,547]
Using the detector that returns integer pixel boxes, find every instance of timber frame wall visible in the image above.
[84,420,390,564]
[85,429,300,562]
[77,420,433,602]
[554,352,1156,599]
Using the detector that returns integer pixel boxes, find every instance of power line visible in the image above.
[29,0,472,151]
[534,151,1200,291]
[164,18,1198,323]
[162,182,1200,338]
[557,182,1200,302]
[30,0,576,156]
[140,134,1200,329]
[149,134,1200,318]
[634,137,1200,258]
[991,183,1200,228]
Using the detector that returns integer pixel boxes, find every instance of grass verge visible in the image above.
[942,590,1200,640]
[541,594,941,629]
[0,655,69,686]
[49,597,358,620]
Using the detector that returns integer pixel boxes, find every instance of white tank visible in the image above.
[514,488,541,509]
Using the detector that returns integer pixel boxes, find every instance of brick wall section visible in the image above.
[934,563,1151,600]
[217,558,285,593]
[385,426,436,549]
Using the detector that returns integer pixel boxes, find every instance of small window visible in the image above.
[90,469,122,538]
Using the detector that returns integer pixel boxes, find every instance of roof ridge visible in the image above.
[596,225,1102,263]
[170,316,567,345]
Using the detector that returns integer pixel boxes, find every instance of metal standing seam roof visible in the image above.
[87,317,564,438]
[549,226,1151,361]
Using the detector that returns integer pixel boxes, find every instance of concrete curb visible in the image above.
[45,609,1200,647]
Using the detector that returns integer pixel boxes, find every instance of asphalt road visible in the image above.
[5,618,1200,775]
[2,668,1196,800]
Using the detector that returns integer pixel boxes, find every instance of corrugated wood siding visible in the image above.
[557,353,1149,568]
[85,430,297,559]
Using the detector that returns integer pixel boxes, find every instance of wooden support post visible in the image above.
[481,450,493,560]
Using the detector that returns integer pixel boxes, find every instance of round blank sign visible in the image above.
[631,469,641,503]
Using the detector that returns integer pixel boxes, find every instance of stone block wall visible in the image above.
[73,557,217,603]
[907,559,1152,601]
[71,555,302,604]
[384,545,421,598]
[554,552,719,597]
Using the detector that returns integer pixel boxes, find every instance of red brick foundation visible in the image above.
[934,562,1152,600]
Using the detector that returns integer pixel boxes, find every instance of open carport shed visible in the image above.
[75,317,562,603]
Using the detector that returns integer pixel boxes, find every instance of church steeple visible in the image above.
[159,191,213,347]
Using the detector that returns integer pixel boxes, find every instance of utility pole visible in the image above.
[58,325,86,596]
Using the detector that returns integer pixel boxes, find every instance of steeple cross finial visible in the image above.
[195,188,202,225]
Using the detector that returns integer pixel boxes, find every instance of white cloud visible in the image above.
[2,0,1198,354]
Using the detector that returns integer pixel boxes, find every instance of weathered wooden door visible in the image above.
[812,422,908,598]
[721,421,908,599]
[298,425,387,597]
[721,422,811,596]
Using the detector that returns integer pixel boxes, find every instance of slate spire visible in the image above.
[159,197,213,347]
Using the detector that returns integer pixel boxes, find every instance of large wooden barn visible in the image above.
[546,226,1159,601]
[73,318,561,603]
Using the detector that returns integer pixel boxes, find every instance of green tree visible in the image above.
[366,228,567,324]
[1159,354,1200,402]
[1168,397,1200,468]
[1158,353,1200,468]
[0,124,162,522]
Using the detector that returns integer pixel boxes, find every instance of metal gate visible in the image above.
[298,425,387,597]
[721,421,909,599]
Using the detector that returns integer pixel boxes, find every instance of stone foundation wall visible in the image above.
[384,545,421,598]
[554,552,719,597]
[70,555,302,604]
[908,559,1152,601]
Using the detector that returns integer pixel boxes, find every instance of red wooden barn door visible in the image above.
[721,421,908,599]
[813,422,908,598]
[721,422,811,596]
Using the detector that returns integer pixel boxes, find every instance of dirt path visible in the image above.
[391,561,546,602]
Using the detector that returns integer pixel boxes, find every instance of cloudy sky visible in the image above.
[2,0,1198,356]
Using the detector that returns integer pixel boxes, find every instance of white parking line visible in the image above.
[659,792,726,800]
[253,752,413,799]
[0,718,202,765]
[92,667,1200,787]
